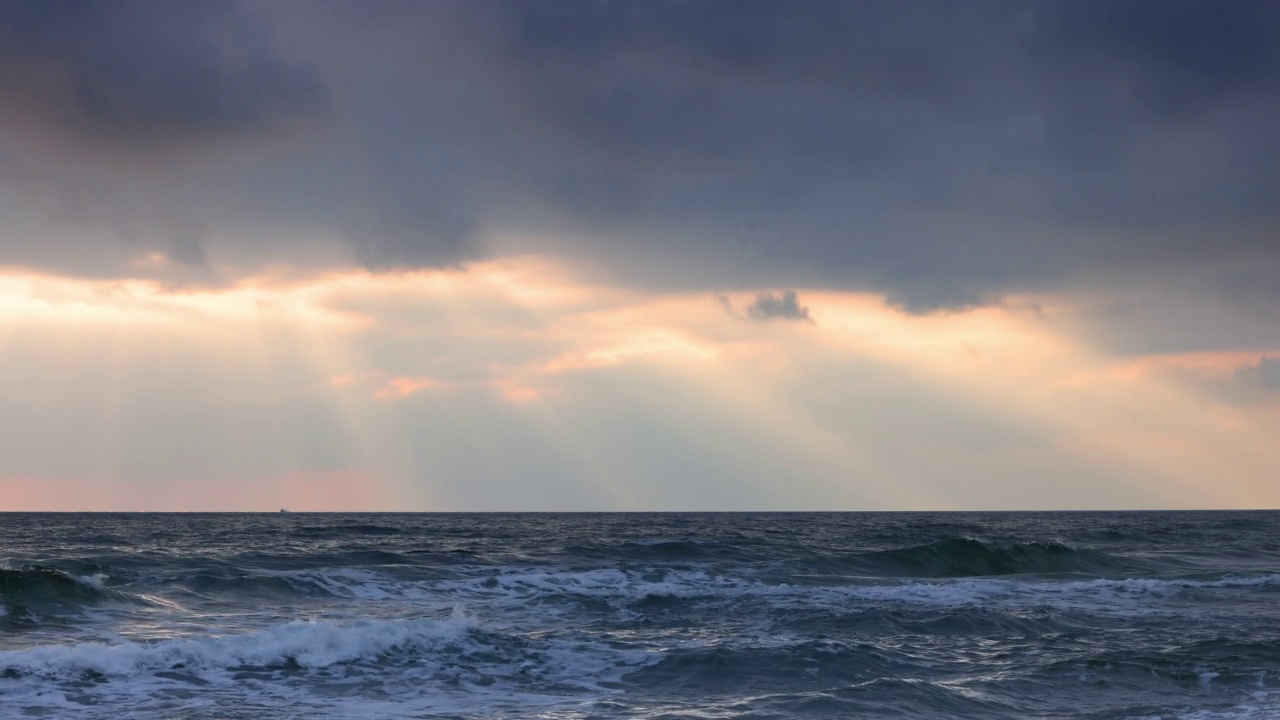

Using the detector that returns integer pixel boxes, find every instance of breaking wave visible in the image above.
[7,512,1280,719]
[204,565,1280,619]
[1,617,472,680]
[0,566,106,603]
[855,537,1133,576]
[0,616,660,717]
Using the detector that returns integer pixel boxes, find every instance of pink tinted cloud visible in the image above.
[491,378,542,403]
[375,376,438,399]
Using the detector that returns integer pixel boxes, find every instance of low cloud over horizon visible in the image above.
[0,1,1278,510]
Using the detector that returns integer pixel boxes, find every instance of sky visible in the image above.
[1,0,1278,510]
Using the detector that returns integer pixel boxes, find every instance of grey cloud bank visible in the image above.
[1237,357,1280,392]
[0,0,1277,318]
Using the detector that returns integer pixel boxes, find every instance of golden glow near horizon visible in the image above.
[1,256,1278,511]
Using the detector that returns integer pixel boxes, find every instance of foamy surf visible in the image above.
[1,615,660,718]
[240,564,1280,620]
[5,511,1280,718]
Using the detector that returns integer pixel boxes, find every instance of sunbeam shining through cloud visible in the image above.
[1,254,1278,510]
[1,1,1279,510]
[9,6,1280,720]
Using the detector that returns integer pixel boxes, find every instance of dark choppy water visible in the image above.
[4,512,1280,719]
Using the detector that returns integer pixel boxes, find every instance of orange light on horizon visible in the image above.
[0,469,395,512]
[0,256,1278,509]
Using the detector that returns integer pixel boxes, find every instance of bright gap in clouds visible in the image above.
[0,257,1278,511]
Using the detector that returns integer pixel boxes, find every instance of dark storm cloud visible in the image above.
[1042,0,1280,107]
[745,291,811,323]
[0,0,327,144]
[1,0,1278,316]
[1025,1,1280,231]
[354,0,1280,309]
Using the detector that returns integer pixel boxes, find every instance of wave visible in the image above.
[780,572,1280,616]
[624,642,1018,716]
[1057,638,1280,684]
[0,567,108,617]
[464,567,1280,620]
[68,534,134,547]
[855,538,1133,577]
[21,556,1274,623]
[260,568,439,600]
[0,566,176,623]
[290,524,406,538]
[240,563,1280,624]
[164,563,1280,619]
[0,617,660,717]
[629,638,922,692]
[1165,693,1280,720]
[559,538,734,562]
[1,616,472,680]
[229,549,418,569]
[169,567,462,602]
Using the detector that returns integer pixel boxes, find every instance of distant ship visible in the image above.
[279,508,290,513]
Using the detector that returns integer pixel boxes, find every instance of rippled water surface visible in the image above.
[4,512,1280,718]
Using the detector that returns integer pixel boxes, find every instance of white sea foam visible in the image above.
[1,616,471,680]
[0,564,112,595]
[270,567,429,600]
[446,567,1280,611]
[74,573,109,590]
[1132,690,1280,719]
[244,566,1280,620]
[0,615,661,718]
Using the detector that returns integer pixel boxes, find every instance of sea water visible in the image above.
[3,512,1280,718]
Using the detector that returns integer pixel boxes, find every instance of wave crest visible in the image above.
[1,617,471,680]
[0,566,107,616]
[858,538,1129,577]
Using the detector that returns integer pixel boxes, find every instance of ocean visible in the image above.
[3,512,1280,719]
